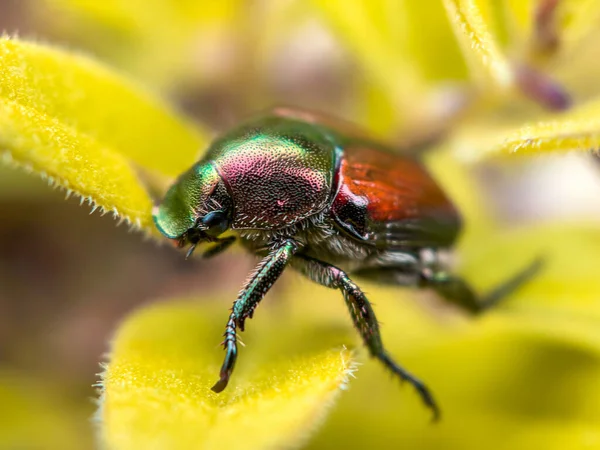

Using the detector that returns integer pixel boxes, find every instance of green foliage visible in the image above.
[101,300,355,450]
[0,37,205,232]
[39,0,246,89]
[486,98,600,156]
[0,372,91,449]
[3,1,600,448]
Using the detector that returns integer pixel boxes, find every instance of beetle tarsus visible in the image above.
[212,312,238,393]
[212,342,236,393]
[211,377,229,393]
[379,352,440,422]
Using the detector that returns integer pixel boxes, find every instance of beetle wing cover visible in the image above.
[332,144,461,249]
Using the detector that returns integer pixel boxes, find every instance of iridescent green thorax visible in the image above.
[153,163,221,239]
[206,116,338,229]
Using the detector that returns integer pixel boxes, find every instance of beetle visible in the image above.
[152,107,541,419]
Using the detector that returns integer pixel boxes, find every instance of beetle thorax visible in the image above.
[205,117,338,230]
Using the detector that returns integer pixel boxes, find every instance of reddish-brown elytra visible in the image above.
[153,107,541,420]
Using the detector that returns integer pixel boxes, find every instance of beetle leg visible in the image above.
[202,236,236,259]
[421,257,544,314]
[211,239,299,393]
[292,255,440,420]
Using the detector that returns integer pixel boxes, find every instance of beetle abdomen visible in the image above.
[331,143,461,249]
[205,116,338,230]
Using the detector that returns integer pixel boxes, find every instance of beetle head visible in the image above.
[153,162,232,256]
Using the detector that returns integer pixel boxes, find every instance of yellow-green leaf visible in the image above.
[443,0,514,89]
[310,0,422,100]
[39,0,245,89]
[100,299,356,450]
[0,370,91,450]
[311,0,467,135]
[0,37,206,232]
[0,37,205,175]
[308,317,600,450]
[500,0,600,52]
[425,148,496,237]
[558,0,600,56]
[305,223,600,449]
[468,97,600,157]
[459,223,600,314]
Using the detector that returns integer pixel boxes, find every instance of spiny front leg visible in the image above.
[292,255,440,420]
[211,239,299,393]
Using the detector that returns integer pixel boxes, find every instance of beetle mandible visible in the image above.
[153,107,541,419]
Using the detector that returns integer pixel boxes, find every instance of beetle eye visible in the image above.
[201,210,229,237]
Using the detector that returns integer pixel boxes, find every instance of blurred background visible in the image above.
[2,0,600,449]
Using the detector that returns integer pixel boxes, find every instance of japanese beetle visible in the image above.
[153,107,540,419]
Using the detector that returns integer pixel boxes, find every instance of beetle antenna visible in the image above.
[185,244,197,260]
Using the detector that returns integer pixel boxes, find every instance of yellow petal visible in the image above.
[0,37,206,232]
[100,299,356,450]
